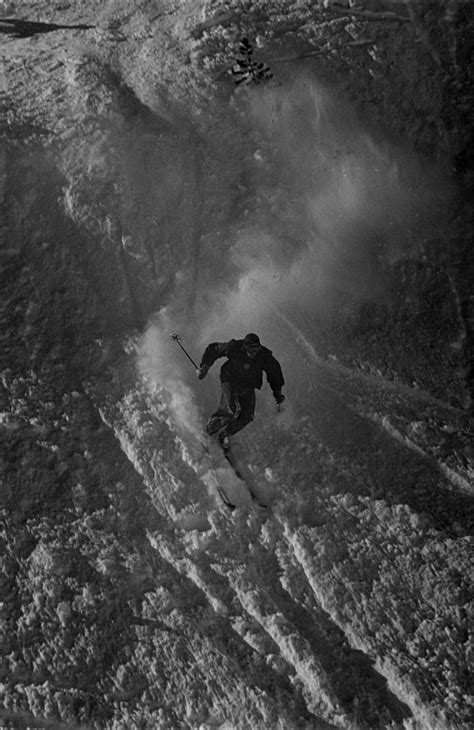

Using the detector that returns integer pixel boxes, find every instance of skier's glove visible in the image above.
[197,365,209,380]
[274,392,285,405]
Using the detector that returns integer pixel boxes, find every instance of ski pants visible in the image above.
[206,382,256,438]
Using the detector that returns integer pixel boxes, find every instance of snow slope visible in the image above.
[2,1,473,728]
[84,328,472,729]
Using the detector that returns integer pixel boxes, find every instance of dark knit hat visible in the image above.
[243,333,261,346]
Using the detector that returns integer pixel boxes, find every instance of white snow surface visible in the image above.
[86,331,472,730]
[3,2,472,726]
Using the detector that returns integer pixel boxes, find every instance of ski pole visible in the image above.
[169,333,199,369]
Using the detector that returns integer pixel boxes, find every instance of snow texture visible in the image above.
[1,1,473,729]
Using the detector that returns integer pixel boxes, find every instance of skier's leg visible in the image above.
[225,389,256,436]
[206,383,236,436]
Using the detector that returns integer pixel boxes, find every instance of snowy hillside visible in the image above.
[79,326,472,729]
[1,1,473,729]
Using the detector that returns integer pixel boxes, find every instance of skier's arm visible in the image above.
[197,341,230,379]
[264,355,285,401]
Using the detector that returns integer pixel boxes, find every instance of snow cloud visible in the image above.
[138,75,450,427]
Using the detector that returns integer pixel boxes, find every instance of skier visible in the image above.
[197,333,285,451]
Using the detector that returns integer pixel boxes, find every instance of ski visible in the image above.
[216,484,236,510]
[222,445,268,508]
[201,442,236,509]
[203,439,268,509]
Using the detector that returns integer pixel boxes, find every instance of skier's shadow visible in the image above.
[323,400,473,534]
[265,386,473,535]
[0,18,94,39]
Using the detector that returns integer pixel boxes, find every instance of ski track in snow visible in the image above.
[84,331,473,729]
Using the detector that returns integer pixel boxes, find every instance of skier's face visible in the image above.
[244,344,260,359]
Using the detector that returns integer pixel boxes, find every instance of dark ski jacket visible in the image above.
[200,339,284,395]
